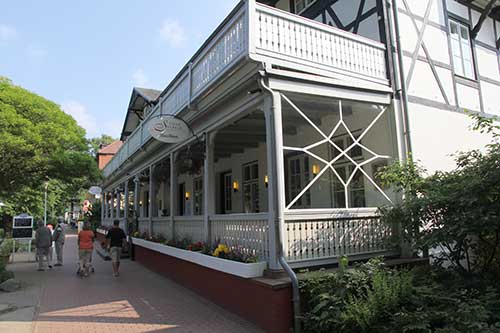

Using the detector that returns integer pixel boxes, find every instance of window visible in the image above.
[333,166,366,208]
[243,162,259,213]
[144,191,149,218]
[294,0,316,14]
[449,19,475,80]
[287,154,311,208]
[223,173,232,213]
[331,132,363,160]
[193,177,203,215]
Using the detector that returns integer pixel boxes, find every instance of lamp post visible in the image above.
[44,181,49,226]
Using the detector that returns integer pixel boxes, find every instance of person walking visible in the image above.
[106,219,126,277]
[77,221,94,277]
[46,223,54,269]
[35,221,52,271]
[52,220,66,266]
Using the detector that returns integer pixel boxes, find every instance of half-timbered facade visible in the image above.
[100,0,500,271]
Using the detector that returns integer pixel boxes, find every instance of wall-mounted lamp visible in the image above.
[233,181,239,193]
[312,164,320,176]
[264,175,269,188]
[185,191,190,201]
[139,200,143,206]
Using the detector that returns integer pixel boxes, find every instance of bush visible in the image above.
[300,261,500,332]
[378,114,500,277]
[0,238,14,256]
[0,269,14,283]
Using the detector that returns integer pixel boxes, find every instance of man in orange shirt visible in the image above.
[77,221,95,277]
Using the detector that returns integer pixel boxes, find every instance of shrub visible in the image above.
[0,269,14,283]
[300,261,500,332]
[0,239,15,256]
[378,119,500,276]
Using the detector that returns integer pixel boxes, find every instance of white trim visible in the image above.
[132,237,267,278]
[269,78,391,105]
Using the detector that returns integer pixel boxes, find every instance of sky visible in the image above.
[0,0,239,138]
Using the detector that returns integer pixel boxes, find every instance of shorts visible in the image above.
[79,249,92,262]
[109,247,122,263]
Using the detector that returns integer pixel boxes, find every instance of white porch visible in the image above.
[101,0,401,270]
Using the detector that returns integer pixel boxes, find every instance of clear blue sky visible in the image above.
[0,0,239,138]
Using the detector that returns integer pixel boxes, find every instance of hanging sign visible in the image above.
[88,186,102,196]
[148,115,191,143]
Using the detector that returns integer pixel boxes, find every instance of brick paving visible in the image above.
[31,234,263,333]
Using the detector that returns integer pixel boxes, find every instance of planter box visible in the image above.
[131,237,267,278]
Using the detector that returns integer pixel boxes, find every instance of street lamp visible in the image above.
[44,181,49,226]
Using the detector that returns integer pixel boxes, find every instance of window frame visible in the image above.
[286,153,311,209]
[193,177,203,216]
[223,172,233,213]
[242,161,260,213]
[293,0,317,14]
[448,16,476,81]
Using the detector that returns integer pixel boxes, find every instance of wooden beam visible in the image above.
[471,0,497,39]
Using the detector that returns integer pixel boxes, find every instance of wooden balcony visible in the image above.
[103,0,388,178]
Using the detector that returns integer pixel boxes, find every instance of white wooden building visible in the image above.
[100,0,500,270]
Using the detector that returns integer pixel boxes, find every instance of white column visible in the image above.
[148,165,155,236]
[203,132,215,243]
[110,190,114,220]
[100,194,105,223]
[170,153,177,240]
[264,92,285,270]
[115,189,120,220]
[133,176,140,218]
[124,182,129,234]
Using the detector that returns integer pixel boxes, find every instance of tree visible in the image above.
[379,114,500,277]
[0,76,102,219]
[88,134,116,158]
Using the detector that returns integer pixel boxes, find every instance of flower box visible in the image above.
[131,237,267,278]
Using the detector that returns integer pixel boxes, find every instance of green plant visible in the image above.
[300,261,500,332]
[0,238,14,256]
[341,269,413,331]
[0,269,14,283]
[378,114,500,276]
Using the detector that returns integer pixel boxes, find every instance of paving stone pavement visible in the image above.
[4,234,263,333]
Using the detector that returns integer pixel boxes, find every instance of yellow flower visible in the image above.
[213,244,229,257]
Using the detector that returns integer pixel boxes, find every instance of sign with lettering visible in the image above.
[148,115,191,143]
[12,214,33,239]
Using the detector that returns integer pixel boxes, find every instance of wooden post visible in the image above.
[110,190,114,220]
[264,92,285,270]
[115,189,120,220]
[170,153,177,240]
[149,165,155,236]
[100,193,105,224]
[203,132,215,244]
[124,181,129,234]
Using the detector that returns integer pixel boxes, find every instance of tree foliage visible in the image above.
[379,113,500,277]
[88,134,116,158]
[0,76,102,219]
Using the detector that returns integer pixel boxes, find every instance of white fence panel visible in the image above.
[152,218,170,238]
[174,216,204,242]
[210,213,269,260]
[138,218,149,234]
[284,215,393,262]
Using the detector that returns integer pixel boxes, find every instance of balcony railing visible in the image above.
[103,0,388,178]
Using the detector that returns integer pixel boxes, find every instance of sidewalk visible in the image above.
[1,234,263,333]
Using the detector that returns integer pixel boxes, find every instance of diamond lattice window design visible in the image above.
[281,93,393,209]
